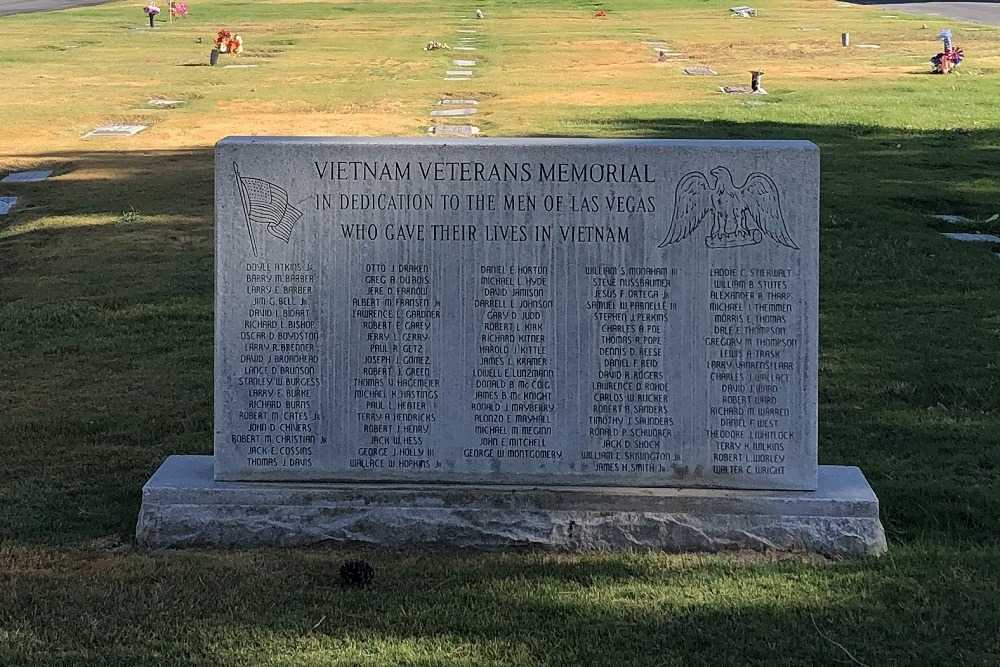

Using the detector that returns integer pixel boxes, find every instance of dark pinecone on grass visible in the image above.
[339,559,375,587]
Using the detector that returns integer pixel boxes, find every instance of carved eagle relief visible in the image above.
[658,166,798,250]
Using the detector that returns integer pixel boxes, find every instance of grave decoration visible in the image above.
[931,29,963,74]
[170,2,188,18]
[595,10,607,18]
[143,2,159,28]
[425,42,451,51]
[212,29,243,66]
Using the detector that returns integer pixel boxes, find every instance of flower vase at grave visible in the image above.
[210,49,219,66]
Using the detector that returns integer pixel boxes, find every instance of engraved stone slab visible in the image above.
[136,456,886,556]
[149,99,185,107]
[446,70,474,76]
[454,47,478,51]
[438,99,479,105]
[1,170,52,183]
[214,138,819,490]
[452,59,477,66]
[224,64,259,68]
[84,124,147,137]
[456,29,477,33]
[684,66,717,76]
[0,197,17,215]
[427,125,480,135]
[430,108,478,117]
[444,77,472,81]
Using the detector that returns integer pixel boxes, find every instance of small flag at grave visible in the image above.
[234,163,302,257]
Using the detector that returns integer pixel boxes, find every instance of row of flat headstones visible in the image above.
[431,25,483,136]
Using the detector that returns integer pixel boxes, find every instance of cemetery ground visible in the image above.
[1,0,999,664]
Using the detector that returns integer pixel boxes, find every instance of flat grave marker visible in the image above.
[149,99,185,107]
[942,232,1000,243]
[452,59,477,66]
[0,196,17,215]
[437,99,479,105]
[1,170,52,183]
[429,108,478,116]
[427,125,479,135]
[84,125,147,137]
[445,70,474,76]
[684,66,717,76]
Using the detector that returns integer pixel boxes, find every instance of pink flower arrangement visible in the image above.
[143,2,160,15]
[170,1,187,18]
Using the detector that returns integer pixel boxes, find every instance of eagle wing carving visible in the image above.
[740,173,798,249]
[657,172,714,248]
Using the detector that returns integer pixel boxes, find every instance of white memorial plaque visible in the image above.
[214,138,819,490]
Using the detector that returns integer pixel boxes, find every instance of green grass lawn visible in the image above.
[2,0,1000,664]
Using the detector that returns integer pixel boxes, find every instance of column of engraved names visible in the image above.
[350,262,442,473]
[239,261,320,470]
[470,264,556,467]
[584,265,679,477]
[707,267,797,478]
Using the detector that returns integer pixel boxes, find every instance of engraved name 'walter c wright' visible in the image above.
[659,166,798,250]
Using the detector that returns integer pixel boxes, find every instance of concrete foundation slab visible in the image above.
[136,456,886,556]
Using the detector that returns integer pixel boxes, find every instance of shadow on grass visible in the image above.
[0,147,214,231]
[1,545,999,666]
[0,120,999,547]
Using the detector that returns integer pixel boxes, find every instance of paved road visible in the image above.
[849,2,1000,26]
[0,0,118,18]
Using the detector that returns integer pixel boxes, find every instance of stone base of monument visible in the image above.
[136,456,886,556]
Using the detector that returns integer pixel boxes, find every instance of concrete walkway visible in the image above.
[0,0,118,18]
[849,2,1000,27]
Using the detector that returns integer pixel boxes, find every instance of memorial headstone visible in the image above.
[137,138,886,556]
